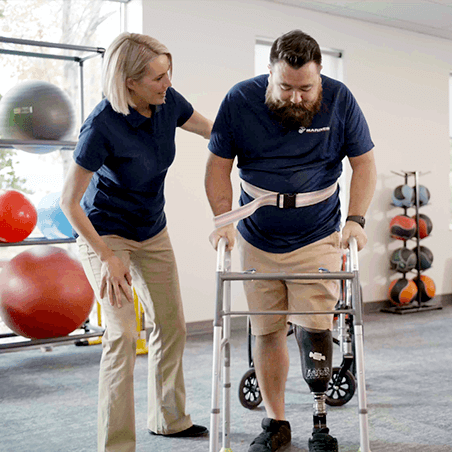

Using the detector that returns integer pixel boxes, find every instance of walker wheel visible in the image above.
[325,366,356,406]
[238,368,262,409]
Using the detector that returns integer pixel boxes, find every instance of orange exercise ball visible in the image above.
[0,246,95,339]
[0,189,37,243]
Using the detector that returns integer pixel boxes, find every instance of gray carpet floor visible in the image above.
[1,303,451,452]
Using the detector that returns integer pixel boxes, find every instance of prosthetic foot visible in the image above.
[294,326,339,452]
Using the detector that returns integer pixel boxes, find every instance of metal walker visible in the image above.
[209,236,371,452]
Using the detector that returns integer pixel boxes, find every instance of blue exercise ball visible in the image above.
[392,184,414,208]
[37,192,73,239]
[417,185,430,206]
[0,80,76,154]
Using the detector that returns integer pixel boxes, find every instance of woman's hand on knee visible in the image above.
[99,255,133,307]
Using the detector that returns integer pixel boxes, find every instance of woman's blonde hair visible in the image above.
[102,32,172,115]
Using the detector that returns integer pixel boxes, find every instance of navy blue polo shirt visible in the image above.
[209,74,374,253]
[74,88,194,242]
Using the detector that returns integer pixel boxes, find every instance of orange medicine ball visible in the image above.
[414,275,435,302]
[388,278,418,306]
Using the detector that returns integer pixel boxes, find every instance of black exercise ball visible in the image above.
[390,248,416,273]
[418,246,434,271]
[0,80,76,153]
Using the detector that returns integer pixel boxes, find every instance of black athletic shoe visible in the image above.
[149,424,208,437]
[248,418,291,452]
[308,428,338,452]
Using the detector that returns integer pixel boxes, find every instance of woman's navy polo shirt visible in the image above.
[208,74,374,253]
[74,88,193,242]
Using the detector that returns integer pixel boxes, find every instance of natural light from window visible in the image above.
[449,73,452,229]
[0,0,122,208]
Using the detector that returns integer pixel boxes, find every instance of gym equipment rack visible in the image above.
[0,37,105,353]
[0,35,105,152]
[383,170,442,315]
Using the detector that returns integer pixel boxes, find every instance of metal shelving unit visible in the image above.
[0,35,105,151]
[0,36,105,351]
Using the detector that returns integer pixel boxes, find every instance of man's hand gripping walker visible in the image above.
[209,236,371,452]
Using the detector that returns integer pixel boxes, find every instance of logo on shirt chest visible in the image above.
[298,126,331,134]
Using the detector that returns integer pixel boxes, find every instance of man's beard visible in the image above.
[265,84,323,129]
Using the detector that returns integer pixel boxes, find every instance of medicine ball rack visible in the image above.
[382,170,442,315]
[0,37,105,353]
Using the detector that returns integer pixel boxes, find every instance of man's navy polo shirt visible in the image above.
[209,74,374,253]
[74,88,193,242]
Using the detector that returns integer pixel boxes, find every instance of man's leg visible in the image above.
[286,232,341,452]
[253,327,289,421]
[294,326,338,452]
[248,328,292,452]
[238,233,292,452]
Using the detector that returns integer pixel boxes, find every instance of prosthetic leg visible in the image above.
[294,326,339,452]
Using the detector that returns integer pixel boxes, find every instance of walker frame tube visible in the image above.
[209,237,371,452]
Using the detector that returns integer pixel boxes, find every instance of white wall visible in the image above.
[127,0,452,323]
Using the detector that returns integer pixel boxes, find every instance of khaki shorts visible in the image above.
[238,231,342,335]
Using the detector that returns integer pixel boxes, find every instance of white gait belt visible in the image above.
[214,180,338,229]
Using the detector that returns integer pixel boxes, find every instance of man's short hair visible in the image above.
[270,30,322,69]
[102,32,172,115]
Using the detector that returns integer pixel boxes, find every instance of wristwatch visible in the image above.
[346,215,365,229]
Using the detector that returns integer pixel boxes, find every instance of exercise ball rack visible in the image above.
[0,36,105,353]
[382,170,442,315]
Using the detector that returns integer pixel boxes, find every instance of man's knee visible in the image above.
[255,325,289,347]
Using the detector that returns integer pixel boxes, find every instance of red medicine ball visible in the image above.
[390,215,416,241]
[412,214,432,239]
[388,278,418,306]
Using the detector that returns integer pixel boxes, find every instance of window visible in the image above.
[449,73,452,229]
[0,0,123,210]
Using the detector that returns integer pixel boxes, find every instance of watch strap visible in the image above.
[346,215,365,229]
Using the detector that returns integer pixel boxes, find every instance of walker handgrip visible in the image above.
[216,237,229,272]
[349,236,359,272]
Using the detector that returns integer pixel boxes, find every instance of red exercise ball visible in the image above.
[0,246,95,339]
[0,190,38,243]
[0,190,37,242]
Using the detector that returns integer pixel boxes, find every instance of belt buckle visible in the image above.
[277,193,297,208]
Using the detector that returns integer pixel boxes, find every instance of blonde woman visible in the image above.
[61,32,212,452]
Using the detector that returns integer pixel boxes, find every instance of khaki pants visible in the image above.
[77,227,192,452]
[238,231,342,334]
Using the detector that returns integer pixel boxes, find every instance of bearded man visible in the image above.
[205,29,376,452]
